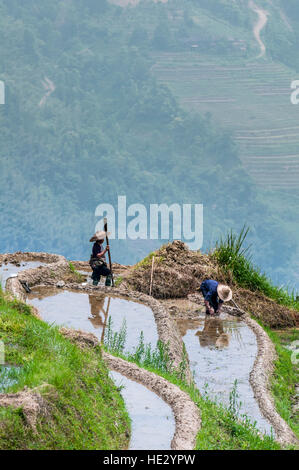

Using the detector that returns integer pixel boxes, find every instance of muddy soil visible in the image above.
[1,252,70,301]
[26,286,198,449]
[54,283,190,380]
[4,249,298,447]
[0,384,53,431]
[104,351,201,450]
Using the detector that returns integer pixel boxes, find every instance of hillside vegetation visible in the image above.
[0,0,298,289]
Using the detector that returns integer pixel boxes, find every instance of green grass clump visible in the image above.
[213,226,299,311]
[104,318,281,450]
[195,388,280,450]
[134,252,164,269]
[68,262,85,283]
[0,292,130,450]
[261,326,299,438]
[114,276,123,287]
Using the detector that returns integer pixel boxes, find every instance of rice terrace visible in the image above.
[152,56,299,189]
[0,0,299,460]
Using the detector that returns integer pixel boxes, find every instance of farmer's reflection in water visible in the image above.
[195,317,230,349]
[88,295,111,341]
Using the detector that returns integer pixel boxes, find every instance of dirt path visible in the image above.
[39,77,56,107]
[249,0,269,58]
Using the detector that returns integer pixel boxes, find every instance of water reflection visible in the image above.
[88,294,111,342]
[26,287,171,450]
[195,317,230,349]
[27,288,158,354]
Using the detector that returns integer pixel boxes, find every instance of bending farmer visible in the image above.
[89,230,112,286]
[200,279,232,316]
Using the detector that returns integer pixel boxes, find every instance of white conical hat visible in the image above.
[89,231,110,242]
[217,284,232,302]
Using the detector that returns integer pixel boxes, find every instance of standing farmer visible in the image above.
[89,231,112,286]
[200,279,232,316]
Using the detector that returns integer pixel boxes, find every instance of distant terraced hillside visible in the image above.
[105,0,299,189]
[152,53,298,189]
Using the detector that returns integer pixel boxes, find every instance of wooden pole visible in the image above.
[231,299,246,316]
[101,296,111,343]
[104,217,115,287]
[149,256,155,296]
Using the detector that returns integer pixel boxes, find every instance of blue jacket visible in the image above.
[200,279,223,311]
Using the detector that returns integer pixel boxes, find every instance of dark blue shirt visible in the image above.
[200,279,223,311]
[92,242,106,261]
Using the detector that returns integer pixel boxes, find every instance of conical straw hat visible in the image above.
[217,284,232,302]
[89,230,110,242]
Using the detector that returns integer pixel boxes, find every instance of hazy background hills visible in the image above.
[1,0,299,289]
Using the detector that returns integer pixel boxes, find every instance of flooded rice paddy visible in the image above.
[27,287,173,449]
[27,288,158,352]
[177,311,273,435]
[110,371,174,450]
[25,286,273,442]
[0,261,47,289]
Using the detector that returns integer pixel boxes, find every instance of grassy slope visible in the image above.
[0,292,130,450]
[262,326,299,439]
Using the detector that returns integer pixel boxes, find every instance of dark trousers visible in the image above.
[91,264,111,282]
[200,286,219,312]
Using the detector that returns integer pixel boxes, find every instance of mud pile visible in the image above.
[0,384,52,431]
[126,241,298,328]
[232,287,298,329]
[126,241,218,299]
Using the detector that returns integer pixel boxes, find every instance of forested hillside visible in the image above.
[0,0,298,288]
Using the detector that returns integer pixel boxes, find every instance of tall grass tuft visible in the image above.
[213,225,299,311]
[105,316,127,355]
[104,316,185,379]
